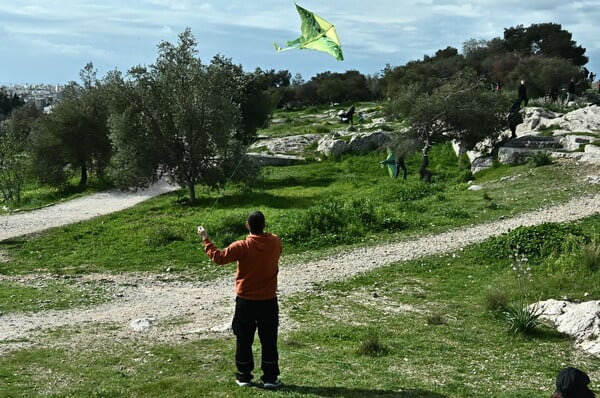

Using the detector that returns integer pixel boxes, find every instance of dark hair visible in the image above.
[554,367,596,398]
[247,211,265,234]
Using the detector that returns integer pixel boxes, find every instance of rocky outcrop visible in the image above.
[464,105,600,172]
[317,130,392,156]
[531,299,600,357]
[249,133,321,154]
[348,131,392,153]
[251,105,599,172]
[253,130,393,158]
[246,153,305,166]
[316,134,349,157]
[497,135,563,164]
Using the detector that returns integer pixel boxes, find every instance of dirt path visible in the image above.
[0,179,179,242]
[0,188,598,355]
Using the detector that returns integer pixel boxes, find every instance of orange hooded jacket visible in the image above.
[203,233,282,300]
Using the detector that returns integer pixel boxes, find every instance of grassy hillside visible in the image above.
[0,104,599,397]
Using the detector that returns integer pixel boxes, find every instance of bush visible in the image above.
[503,302,541,335]
[392,181,441,202]
[145,226,183,247]
[282,197,409,247]
[480,222,584,261]
[528,151,553,167]
[314,125,330,134]
[426,313,448,325]
[485,288,508,315]
[583,240,600,272]
[357,329,389,357]
[207,211,249,246]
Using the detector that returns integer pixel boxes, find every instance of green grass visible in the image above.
[0,113,599,396]
[1,216,598,397]
[0,278,111,314]
[1,146,597,278]
[1,175,113,214]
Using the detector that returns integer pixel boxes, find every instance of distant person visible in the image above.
[551,367,595,398]
[197,211,283,390]
[518,79,528,107]
[567,77,577,103]
[496,81,503,92]
[339,105,355,125]
[395,155,407,180]
[549,87,559,103]
[582,67,590,81]
[508,100,523,139]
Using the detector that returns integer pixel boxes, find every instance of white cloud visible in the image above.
[1,0,599,83]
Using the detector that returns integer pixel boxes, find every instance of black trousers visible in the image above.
[232,296,279,383]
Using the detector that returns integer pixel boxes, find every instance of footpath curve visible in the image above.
[0,179,179,242]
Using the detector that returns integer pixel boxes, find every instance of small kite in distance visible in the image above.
[274,3,344,61]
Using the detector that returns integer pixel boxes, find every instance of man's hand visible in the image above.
[197,226,208,240]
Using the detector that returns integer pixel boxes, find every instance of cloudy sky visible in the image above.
[1,1,598,85]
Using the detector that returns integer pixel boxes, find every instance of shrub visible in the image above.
[527,151,553,167]
[378,215,410,232]
[357,329,389,357]
[503,302,541,335]
[458,170,474,183]
[393,181,440,202]
[314,125,330,134]
[583,240,600,272]
[480,222,584,261]
[303,200,348,235]
[485,288,508,314]
[426,313,448,325]
[145,226,183,247]
[282,197,409,247]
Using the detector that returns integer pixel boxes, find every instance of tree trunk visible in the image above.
[419,142,432,182]
[188,183,196,205]
[79,163,88,186]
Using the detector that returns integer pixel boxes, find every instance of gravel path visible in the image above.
[0,179,179,241]
[0,181,599,355]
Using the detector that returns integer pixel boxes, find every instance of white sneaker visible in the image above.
[236,380,252,387]
[263,379,282,390]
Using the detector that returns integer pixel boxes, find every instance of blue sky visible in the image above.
[1,1,598,85]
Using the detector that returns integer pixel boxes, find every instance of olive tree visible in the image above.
[387,70,511,180]
[107,29,260,204]
[0,104,42,203]
[30,63,111,187]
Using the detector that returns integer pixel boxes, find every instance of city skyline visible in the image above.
[1,1,599,85]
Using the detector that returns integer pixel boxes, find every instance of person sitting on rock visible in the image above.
[339,105,355,125]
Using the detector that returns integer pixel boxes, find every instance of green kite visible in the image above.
[380,148,407,180]
[380,149,399,178]
[274,3,344,61]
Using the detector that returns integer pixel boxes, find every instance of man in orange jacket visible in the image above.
[197,210,283,389]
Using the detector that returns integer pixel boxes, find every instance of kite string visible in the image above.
[199,86,289,219]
